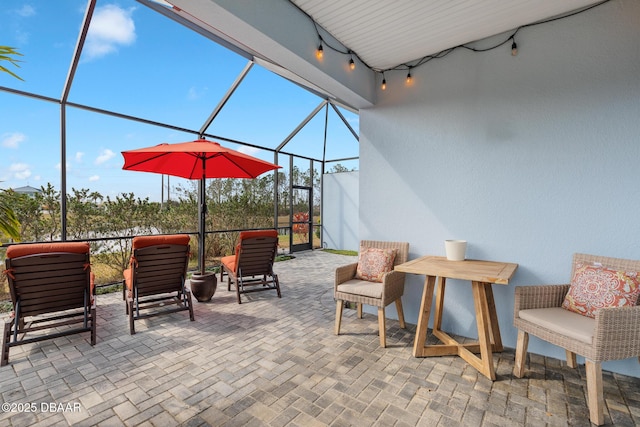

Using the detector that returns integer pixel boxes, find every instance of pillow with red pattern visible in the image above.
[355,247,397,283]
[562,263,640,318]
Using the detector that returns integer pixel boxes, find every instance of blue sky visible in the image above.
[0,0,359,201]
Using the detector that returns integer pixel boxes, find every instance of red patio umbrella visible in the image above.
[122,138,281,275]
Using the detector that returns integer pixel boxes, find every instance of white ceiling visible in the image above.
[156,0,609,108]
[289,0,604,71]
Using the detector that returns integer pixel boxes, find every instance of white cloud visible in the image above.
[187,86,207,100]
[2,132,26,148]
[55,162,71,171]
[16,5,35,17]
[10,163,31,180]
[88,175,100,182]
[75,151,85,162]
[85,5,136,60]
[95,149,115,165]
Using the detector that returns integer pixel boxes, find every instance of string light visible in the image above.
[406,70,413,84]
[349,54,355,70]
[511,38,518,56]
[316,40,323,59]
[381,73,387,90]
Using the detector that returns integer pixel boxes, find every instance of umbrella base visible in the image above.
[189,273,217,302]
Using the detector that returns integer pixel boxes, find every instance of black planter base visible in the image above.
[190,272,217,302]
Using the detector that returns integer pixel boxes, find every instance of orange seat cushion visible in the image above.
[238,230,278,240]
[132,234,190,250]
[221,255,237,274]
[123,268,133,291]
[6,242,90,258]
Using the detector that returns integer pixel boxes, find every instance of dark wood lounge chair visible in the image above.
[2,242,96,366]
[220,230,281,304]
[123,234,194,334]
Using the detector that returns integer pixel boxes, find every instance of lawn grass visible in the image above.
[322,248,357,256]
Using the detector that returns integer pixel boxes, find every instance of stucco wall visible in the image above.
[322,171,359,251]
[359,0,640,377]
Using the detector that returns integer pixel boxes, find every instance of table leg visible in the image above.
[471,281,496,380]
[433,276,446,334]
[413,275,436,357]
[484,283,503,352]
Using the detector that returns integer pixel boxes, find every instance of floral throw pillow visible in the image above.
[561,263,640,318]
[355,247,397,283]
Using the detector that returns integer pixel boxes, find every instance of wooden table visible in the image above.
[395,256,518,380]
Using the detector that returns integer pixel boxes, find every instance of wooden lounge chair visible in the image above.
[2,242,96,366]
[220,230,281,304]
[334,240,409,348]
[123,234,194,334]
[513,253,640,425]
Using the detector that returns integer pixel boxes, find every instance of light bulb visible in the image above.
[406,71,412,84]
[349,57,355,70]
[511,41,518,56]
[316,42,323,59]
[381,78,387,90]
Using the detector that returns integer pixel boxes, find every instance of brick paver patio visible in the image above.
[1,250,639,426]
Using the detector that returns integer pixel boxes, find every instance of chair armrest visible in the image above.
[381,270,406,305]
[335,263,358,289]
[514,284,570,312]
[593,305,640,361]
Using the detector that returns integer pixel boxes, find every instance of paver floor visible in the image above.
[1,250,639,426]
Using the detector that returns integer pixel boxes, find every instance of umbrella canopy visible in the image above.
[122,139,280,179]
[122,139,281,275]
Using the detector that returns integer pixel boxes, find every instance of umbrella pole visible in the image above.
[191,156,218,302]
[199,162,207,275]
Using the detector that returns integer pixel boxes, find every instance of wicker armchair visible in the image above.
[513,253,640,426]
[334,240,409,347]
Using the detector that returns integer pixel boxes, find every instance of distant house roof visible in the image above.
[13,185,41,195]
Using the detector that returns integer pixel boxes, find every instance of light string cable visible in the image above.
[378,0,613,78]
[290,0,374,71]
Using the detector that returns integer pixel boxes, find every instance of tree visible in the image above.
[67,188,103,240]
[98,193,160,273]
[327,163,351,173]
[39,183,61,241]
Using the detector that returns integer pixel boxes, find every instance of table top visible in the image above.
[395,255,518,285]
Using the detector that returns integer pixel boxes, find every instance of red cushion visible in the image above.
[132,234,190,249]
[221,255,236,273]
[123,268,132,291]
[90,271,96,305]
[238,230,278,240]
[562,263,640,318]
[6,242,90,258]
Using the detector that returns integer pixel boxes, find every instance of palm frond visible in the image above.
[0,46,24,81]
[0,197,21,241]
